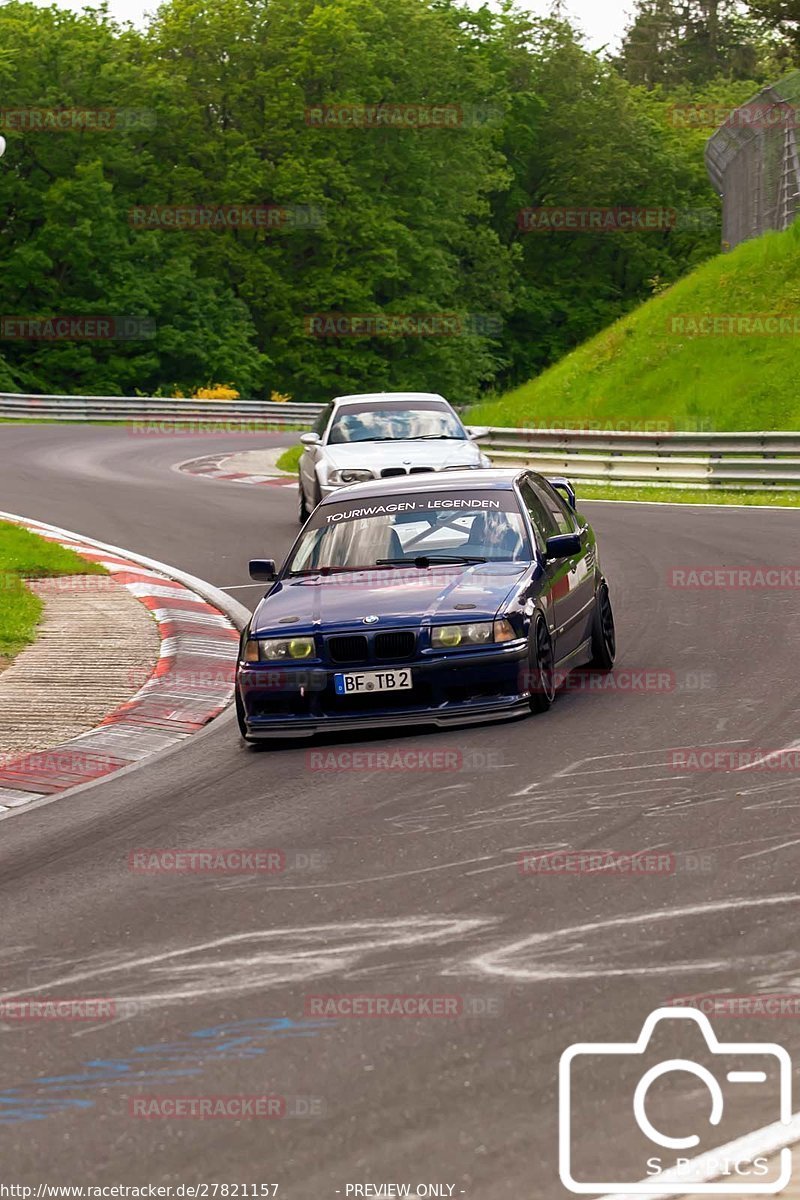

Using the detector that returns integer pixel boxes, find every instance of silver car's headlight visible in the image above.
[244,636,316,661]
[328,468,374,484]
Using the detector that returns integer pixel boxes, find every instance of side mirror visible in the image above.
[300,432,320,446]
[249,558,277,582]
[544,533,581,561]
[465,425,489,440]
[547,477,577,510]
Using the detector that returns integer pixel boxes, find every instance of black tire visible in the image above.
[528,615,556,714]
[589,581,616,671]
[298,473,309,525]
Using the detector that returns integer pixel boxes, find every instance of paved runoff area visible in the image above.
[0,517,240,812]
[176,446,297,486]
[0,576,159,756]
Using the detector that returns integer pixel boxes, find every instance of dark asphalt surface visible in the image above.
[1,424,800,1197]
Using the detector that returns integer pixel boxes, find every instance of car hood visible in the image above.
[322,439,482,471]
[251,563,526,632]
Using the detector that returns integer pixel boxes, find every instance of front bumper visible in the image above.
[237,642,529,739]
[319,465,485,498]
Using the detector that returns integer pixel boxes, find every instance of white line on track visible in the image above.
[218,582,270,590]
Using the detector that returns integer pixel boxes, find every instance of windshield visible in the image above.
[327,402,466,444]
[288,491,529,573]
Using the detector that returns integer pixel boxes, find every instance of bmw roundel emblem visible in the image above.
[363,615,379,624]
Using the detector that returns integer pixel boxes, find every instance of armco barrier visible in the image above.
[479,427,800,491]
[2,395,799,490]
[0,393,325,427]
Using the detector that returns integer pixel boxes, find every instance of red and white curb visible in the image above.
[0,513,250,816]
[176,452,296,488]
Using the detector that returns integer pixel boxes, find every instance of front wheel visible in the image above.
[235,688,256,744]
[589,581,616,670]
[528,615,556,714]
[298,473,309,524]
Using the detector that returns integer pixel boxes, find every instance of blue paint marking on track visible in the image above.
[0,1017,330,1124]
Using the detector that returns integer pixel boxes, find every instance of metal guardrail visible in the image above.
[2,395,799,489]
[0,393,325,426]
[478,427,800,490]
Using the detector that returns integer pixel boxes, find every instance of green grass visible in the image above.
[276,443,302,473]
[573,484,800,507]
[0,521,106,662]
[470,221,800,433]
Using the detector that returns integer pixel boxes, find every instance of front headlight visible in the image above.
[243,636,316,661]
[431,619,516,649]
[329,468,374,484]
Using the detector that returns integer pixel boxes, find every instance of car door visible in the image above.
[517,477,572,662]
[530,477,596,657]
[517,476,583,662]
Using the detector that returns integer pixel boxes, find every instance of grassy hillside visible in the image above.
[0,522,106,665]
[470,221,800,432]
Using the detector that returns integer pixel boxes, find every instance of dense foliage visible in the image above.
[0,0,791,403]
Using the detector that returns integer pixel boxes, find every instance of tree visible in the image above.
[615,0,777,86]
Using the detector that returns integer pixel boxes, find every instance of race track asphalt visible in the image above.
[1,424,800,1197]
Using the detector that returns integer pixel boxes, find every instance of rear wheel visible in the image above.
[528,616,556,714]
[589,581,616,670]
[298,473,309,524]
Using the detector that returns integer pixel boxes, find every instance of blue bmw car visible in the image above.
[235,469,615,740]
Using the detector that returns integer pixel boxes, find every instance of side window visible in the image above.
[314,403,333,438]
[533,479,577,535]
[517,481,553,552]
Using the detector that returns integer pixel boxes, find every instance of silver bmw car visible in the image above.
[297,392,491,523]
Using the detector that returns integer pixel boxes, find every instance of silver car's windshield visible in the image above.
[327,403,466,445]
[288,492,529,573]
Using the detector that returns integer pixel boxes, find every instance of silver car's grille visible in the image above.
[379,466,435,478]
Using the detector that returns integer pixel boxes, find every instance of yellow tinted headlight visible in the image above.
[431,622,493,649]
[259,636,316,661]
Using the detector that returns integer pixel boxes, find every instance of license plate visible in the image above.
[334,669,413,695]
